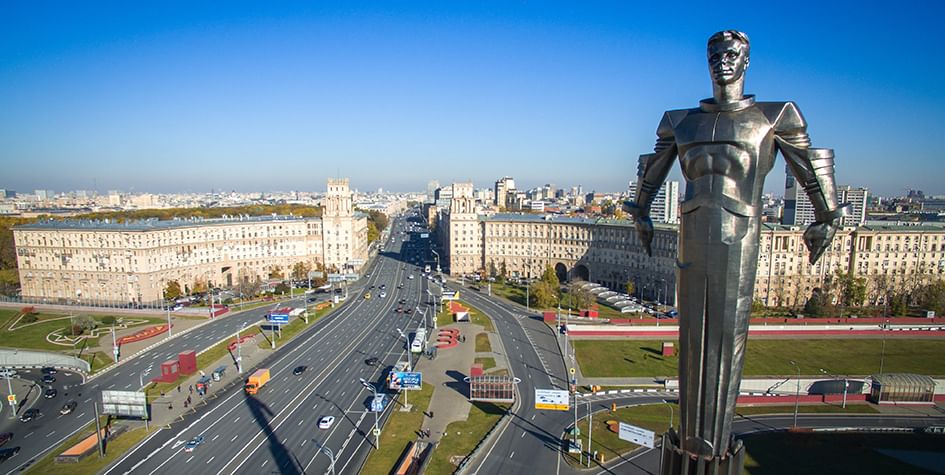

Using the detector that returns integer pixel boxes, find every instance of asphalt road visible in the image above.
[1,293,322,473]
[103,216,432,474]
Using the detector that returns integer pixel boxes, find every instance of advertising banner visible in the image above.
[534,388,570,411]
[389,371,422,391]
[618,422,655,448]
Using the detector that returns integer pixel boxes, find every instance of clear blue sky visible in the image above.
[2,1,943,196]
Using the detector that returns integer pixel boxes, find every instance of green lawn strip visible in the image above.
[574,339,945,378]
[0,308,21,329]
[256,303,336,349]
[425,402,509,475]
[436,306,452,327]
[566,403,880,468]
[474,333,491,353]
[360,383,434,474]
[474,357,496,371]
[25,418,150,475]
[485,281,624,318]
[741,431,945,475]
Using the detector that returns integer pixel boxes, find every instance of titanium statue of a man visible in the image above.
[626,30,847,473]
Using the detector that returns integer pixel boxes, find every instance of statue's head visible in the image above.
[707,30,750,87]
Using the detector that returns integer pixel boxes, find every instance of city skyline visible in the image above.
[2,2,944,196]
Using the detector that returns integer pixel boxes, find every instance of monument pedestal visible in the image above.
[659,429,745,475]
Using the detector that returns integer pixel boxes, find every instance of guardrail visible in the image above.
[453,408,514,474]
[0,349,90,379]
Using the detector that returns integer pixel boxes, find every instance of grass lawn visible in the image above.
[475,333,491,353]
[25,419,151,475]
[574,339,945,378]
[255,303,336,349]
[742,432,945,474]
[0,311,164,352]
[425,402,509,474]
[567,403,882,468]
[487,281,626,318]
[474,357,496,371]
[360,383,434,474]
[436,300,494,332]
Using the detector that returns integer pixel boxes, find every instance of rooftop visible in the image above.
[15,214,321,232]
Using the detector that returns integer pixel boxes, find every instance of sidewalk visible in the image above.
[146,332,271,426]
[418,321,509,444]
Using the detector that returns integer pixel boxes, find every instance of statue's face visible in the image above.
[708,39,749,86]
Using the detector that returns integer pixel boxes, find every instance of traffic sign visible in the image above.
[7,395,15,403]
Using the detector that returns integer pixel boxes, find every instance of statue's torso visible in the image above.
[668,100,788,216]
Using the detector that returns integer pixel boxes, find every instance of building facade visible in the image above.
[14,179,369,306]
[629,180,679,224]
[439,206,945,306]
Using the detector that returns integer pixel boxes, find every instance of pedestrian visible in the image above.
[160,390,165,398]
[168,403,172,410]
[189,385,193,393]
[177,384,181,393]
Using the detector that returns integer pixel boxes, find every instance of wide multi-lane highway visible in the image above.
[104,216,430,474]
[3,294,320,473]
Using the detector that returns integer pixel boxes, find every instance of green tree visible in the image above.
[498,260,508,283]
[890,292,908,316]
[274,282,290,295]
[540,265,560,288]
[570,285,592,310]
[625,280,635,298]
[367,221,380,243]
[291,261,312,281]
[836,270,867,307]
[488,260,497,278]
[164,280,182,301]
[803,287,830,317]
[917,279,945,316]
[529,281,558,308]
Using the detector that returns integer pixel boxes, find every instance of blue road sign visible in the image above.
[268,313,290,324]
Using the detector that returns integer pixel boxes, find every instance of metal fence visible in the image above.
[0,348,91,375]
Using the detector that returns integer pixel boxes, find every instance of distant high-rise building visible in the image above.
[629,181,679,223]
[34,189,53,201]
[0,189,14,199]
[783,168,868,226]
[427,180,439,202]
[494,176,515,208]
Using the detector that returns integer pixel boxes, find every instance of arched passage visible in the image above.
[554,263,568,283]
[572,264,590,282]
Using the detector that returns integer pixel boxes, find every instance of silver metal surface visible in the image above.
[626,30,845,469]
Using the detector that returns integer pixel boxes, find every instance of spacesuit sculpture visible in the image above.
[626,30,847,473]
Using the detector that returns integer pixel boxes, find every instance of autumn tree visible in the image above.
[624,280,635,298]
[291,261,312,281]
[269,265,284,279]
[164,280,182,301]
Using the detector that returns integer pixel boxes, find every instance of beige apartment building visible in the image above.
[440,204,945,306]
[14,179,368,306]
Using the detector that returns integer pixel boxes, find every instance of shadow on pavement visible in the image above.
[243,393,302,475]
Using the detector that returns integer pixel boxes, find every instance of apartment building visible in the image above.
[14,179,368,306]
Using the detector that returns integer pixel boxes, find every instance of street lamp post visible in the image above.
[359,378,380,448]
[789,360,800,429]
[236,322,246,373]
[314,441,336,475]
[396,328,411,411]
[820,368,848,408]
[5,372,16,419]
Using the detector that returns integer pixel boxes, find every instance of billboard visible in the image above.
[327,273,346,283]
[389,371,422,391]
[618,422,655,448]
[268,307,291,324]
[101,390,148,419]
[534,389,569,411]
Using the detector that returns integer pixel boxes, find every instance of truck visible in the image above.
[244,368,271,395]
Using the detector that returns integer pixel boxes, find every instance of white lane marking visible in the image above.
[212,434,220,441]
[230,435,238,442]
[186,455,194,463]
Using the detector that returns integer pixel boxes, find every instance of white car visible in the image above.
[318,416,335,429]
[408,275,414,280]
[379,292,386,298]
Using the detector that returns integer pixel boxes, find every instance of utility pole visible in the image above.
[586,401,593,467]
[5,372,15,419]
[790,360,800,429]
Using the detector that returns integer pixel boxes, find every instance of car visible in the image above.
[334,288,343,294]
[0,433,12,447]
[379,284,386,290]
[408,275,414,280]
[307,297,318,303]
[365,357,379,366]
[293,366,308,375]
[0,447,19,462]
[369,285,375,289]
[0,369,16,378]
[396,307,403,313]
[42,375,55,384]
[43,388,57,399]
[184,435,205,453]
[317,416,335,429]
[399,299,407,305]
[60,401,78,415]
[19,409,40,423]
[405,308,413,315]
[41,367,57,375]
[397,284,403,289]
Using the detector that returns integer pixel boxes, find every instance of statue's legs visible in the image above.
[664,206,759,473]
